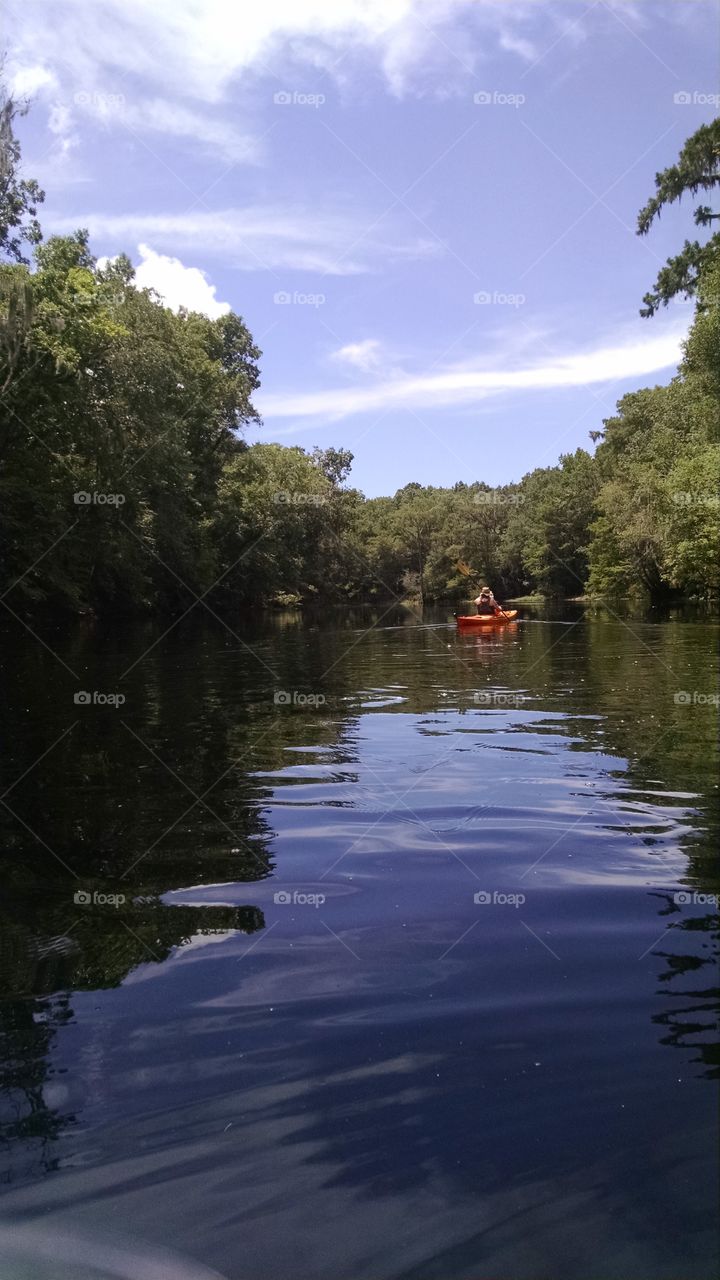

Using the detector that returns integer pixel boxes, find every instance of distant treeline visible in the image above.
[1,94,718,613]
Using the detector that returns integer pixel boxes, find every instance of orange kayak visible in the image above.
[456,610,518,627]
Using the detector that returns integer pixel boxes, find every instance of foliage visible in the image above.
[588,254,720,600]
[0,88,45,264]
[638,118,720,316]
[0,97,717,613]
[0,233,260,612]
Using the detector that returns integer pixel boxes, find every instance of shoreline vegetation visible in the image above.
[271,594,716,612]
[1,97,718,619]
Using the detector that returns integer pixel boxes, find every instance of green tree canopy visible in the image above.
[638,118,720,316]
[0,88,45,264]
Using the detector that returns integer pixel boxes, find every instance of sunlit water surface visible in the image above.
[1,604,718,1279]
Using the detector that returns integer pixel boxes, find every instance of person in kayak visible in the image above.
[474,586,502,616]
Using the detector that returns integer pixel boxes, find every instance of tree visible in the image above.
[0,233,262,612]
[1,76,717,616]
[311,446,353,486]
[587,257,720,601]
[509,451,599,596]
[213,444,334,605]
[461,482,522,597]
[353,495,407,600]
[0,89,45,264]
[0,269,33,396]
[391,485,444,605]
[665,446,720,593]
[638,118,720,316]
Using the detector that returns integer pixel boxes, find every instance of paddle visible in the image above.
[455,561,514,622]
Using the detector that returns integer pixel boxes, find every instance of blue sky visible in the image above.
[8,0,719,496]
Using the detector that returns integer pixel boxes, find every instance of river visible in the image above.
[0,603,717,1279]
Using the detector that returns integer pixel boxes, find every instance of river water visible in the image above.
[0,603,718,1279]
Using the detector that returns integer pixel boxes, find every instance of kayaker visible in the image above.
[474,586,502,616]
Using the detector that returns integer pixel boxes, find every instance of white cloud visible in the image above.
[47,102,73,136]
[331,338,384,372]
[7,58,257,164]
[47,101,79,159]
[80,96,260,164]
[134,98,259,163]
[6,1,429,101]
[260,325,686,423]
[48,207,440,275]
[498,31,538,62]
[6,0,688,157]
[132,244,231,318]
[8,63,58,97]
[4,0,602,110]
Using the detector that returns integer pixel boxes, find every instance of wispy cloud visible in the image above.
[47,101,79,160]
[6,1,533,104]
[330,338,384,372]
[260,325,686,424]
[8,0,708,164]
[48,208,441,275]
[93,97,260,164]
[6,0,654,111]
[498,31,538,62]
